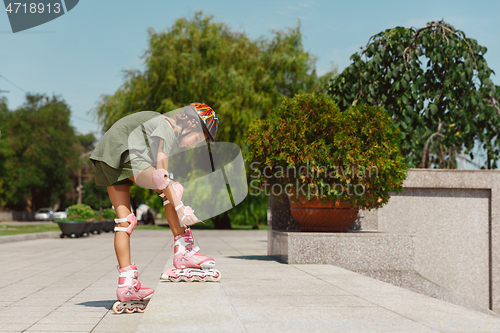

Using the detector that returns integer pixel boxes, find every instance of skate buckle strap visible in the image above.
[134,280,142,291]
[186,246,200,258]
[171,234,192,248]
[118,269,139,288]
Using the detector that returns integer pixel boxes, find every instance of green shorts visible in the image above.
[92,151,152,187]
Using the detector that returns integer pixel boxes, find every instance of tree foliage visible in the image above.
[328,21,500,168]
[94,12,330,227]
[246,94,407,209]
[94,11,326,147]
[0,94,79,210]
[82,180,111,211]
[77,133,97,153]
[0,97,11,208]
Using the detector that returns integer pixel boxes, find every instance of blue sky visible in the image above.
[1,0,499,137]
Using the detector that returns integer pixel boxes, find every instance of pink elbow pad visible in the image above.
[153,169,170,190]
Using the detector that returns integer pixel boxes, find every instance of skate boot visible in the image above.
[160,228,221,282]
[112,264,155,314]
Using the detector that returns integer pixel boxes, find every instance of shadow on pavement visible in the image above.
[226,255,278,262]
[77,300,115,309]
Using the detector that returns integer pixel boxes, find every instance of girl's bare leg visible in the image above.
[129,168,185,237]
[107,185,132,268]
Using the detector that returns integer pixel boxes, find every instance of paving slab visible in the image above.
[1,229,500,333]
[137,230,500,333]
[0,230,169,333]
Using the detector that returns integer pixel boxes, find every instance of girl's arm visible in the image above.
[156,138,179,207]
[156,138,169,171]
[155,139,200,226]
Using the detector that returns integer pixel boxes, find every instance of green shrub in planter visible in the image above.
[56,204,95,238]
[245,93,407,209]
[90,210,105,234]
[101,208,116,220]
[101,208,117,233]
[58,204,95,222]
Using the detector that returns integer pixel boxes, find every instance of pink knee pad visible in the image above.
[114,214,137,235]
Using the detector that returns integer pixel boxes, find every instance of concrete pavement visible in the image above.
[1,229,500,332]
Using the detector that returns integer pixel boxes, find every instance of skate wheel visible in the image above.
[125,307,135,314]
[197,275,207,282]
[112,301,124,314]
[137,305,146,313]
[184,274,195,282]
[170,275,182,282]
[210,270,221,282]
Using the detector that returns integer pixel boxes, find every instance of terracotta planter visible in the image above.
[289,197,359,232]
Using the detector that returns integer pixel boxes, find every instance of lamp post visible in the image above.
[77,151,93,204]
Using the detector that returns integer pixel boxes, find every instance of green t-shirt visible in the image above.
[90,111,179,169]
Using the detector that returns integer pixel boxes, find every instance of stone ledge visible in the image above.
[0,231,60,244]
[354,269,500,317]
[269,230,415,269]
[268,229,499,316]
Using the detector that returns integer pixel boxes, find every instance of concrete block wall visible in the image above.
[376,187,490,311]
[0,211,13,222]
[372,169,500,313]
[268,169,500,314]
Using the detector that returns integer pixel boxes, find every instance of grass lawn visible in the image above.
[135,224,267,231]
[0,223,60,236]
[0,222,268,236]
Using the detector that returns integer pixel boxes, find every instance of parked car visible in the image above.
[35,208,54,221]
[53,209,68,220]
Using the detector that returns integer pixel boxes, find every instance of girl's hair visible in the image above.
[170,113,201,136]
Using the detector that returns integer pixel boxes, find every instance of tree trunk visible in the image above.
[131,199,138,220]
[487,150,491,170]
[213,212,232,229]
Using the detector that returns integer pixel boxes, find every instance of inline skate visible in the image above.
[160,228,221,282]
[112,264,155,314]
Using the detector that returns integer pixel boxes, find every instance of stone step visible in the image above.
[269,230,415,270]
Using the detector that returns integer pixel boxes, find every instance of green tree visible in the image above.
[1,94,79,210]
[328,21,500,169]
[95,12,325,146]
[82,180,111,210]
[0,96,12,208]
[77,133,97,152]
[76,133,98,209]
[94,12,330,228]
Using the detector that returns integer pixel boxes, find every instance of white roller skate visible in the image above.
[112,264,154,314]
[160,228,221,282]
